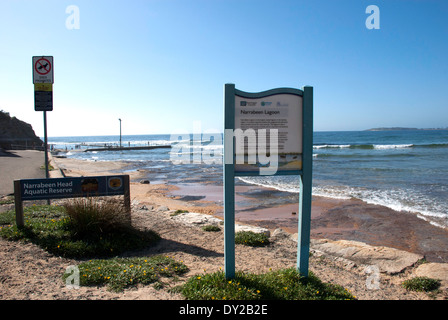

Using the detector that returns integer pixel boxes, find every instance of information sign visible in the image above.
[223,84,313,279]
[13,175,131,228]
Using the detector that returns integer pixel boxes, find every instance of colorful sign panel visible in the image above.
[19,176,127,200]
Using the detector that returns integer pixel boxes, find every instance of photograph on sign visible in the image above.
[234,94,303,174]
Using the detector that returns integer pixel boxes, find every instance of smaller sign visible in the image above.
[19,176,126,200]
[14,175,131,228]
[34,83,53,111]
[33,56,54,84]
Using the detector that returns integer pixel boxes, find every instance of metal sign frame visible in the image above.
[223,83,313,279]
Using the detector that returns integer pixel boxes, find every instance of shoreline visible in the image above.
[1,154,447,300]
[53,157,448,263]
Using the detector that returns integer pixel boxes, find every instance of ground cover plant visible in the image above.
[0,199,160,259]
[235,231,270,247]
[178,268,356,300]
[401,276,440,292]
[64,255,189,292]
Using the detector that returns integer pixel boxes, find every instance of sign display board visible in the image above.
[234,93,303,173]
[14,175,131,228]
[32,56,54,84]
[34,83,53,111]
[19,176,127,200]
[223,84,313,279]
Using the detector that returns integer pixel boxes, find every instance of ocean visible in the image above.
[48,130,448,229]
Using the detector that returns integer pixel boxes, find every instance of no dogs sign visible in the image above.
[32,56,54,84]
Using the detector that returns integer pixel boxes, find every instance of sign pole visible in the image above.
[43,111,49,179]
[33,56,54,205]
[224,84,236,279]
[13,181,24,228]
[43,110,50,204]
[297,86,313,276]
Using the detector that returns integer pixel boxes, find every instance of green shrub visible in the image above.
[179,268,355,300]
[401,277,440,292]
[170,209,189,216]
[235,231,269,247]
[202,225,221,232]
[0,202,160,259]
[64,255,189,292]
[63,197,131,238]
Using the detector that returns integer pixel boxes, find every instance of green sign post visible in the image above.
[33,56,54,182]
[223,83,313,278]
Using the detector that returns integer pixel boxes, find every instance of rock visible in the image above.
[309,239,424,274]
[157,206,169,212]
[0,110,43,150]
[272,228,289,239]
[414,263,448,287]
[171,212,222,226]
[235,224,270,237]
[169,212,270,236]
[140,180,150,184]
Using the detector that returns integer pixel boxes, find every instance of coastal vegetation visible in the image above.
[202,225,221,232]
[0,200,160,258]
[0,201,357,299]
[64,255,189,292]
[178,268,356,300]
[235,230,270,247]
[401,276,440,292]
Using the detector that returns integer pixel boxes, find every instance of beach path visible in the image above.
[0,150,46,196]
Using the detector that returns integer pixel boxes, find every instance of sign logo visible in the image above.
[34,58,52,75]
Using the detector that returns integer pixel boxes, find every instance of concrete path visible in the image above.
[0,150,46,196]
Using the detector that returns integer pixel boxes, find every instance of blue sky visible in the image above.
[1,0,447,137]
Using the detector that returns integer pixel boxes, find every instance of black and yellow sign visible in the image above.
[34,83,53,111]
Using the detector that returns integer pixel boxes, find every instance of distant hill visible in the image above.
[365,127,448,131]
[0,110,43,150]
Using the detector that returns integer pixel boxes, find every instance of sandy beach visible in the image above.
[1,155,447,300]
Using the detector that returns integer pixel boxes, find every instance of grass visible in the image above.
[0,200,160,259]
[401,277,440,292]
[170,209,189,217]
[64,255,189,292]
[0,196,14,205]
[235,231,270,247]
[202,225,221,232]
[178,268,356,300]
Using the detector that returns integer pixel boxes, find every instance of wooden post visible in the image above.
[123,175,131,223]
[14,180,24,228]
